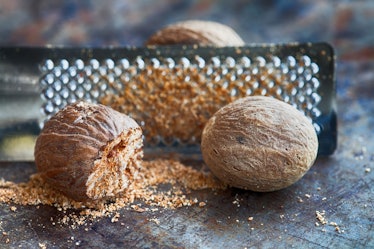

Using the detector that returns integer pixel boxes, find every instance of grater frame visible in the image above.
[0,43,336,160]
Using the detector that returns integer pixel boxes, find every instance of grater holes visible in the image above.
[164,57,175,69]
[255,56,266,68]
[59,87,69,99]
[303,68,313,81]
[150,58,160,69]
[40,59,54,72]
[42,86,54,100]
[120,72,131,83]
[98,65,108,76]
[83,80,93,91]
[271,56,281,68]
[194,55,205,69]
[311,77,320,89]
[301,55,312,67]
[90,87,100,99]
[313,123,321,134]
[208,56,219,68]
[297,65,304,75]
[40,74,55,86]
[52,80,62,92]
[67,79,79,92]
[52,67,62,77]
[310,62,319,74]
[51,94,62,107]
[60,73,70,85]
[66,93,77,105]
[311,93,322,105]
[225,56,236,68]
[179,57,190,68]
[104,59,115,70]
[135,57,145,70]
[311,107,322,119]
[89,59,100,70]
[42,102,55,115]
[286,56,297,68]
[39,52,324,145]
[67,66,77,77]
[288,69,298,82]
[74,59,85,71]
[58,59,69,71]
[113,66,122,77]
[75,86,85,99]
[119,58,130,69]
[238,56,251,67]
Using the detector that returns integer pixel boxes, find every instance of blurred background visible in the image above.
[0,0,373,62]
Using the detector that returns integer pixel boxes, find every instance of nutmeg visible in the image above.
[201,96,318,192]
[146,20,245,47]
[34,102,143,201]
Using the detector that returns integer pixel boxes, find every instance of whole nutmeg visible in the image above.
[146,20,245,47]
[34,102,143,201]
[201,96,318,192]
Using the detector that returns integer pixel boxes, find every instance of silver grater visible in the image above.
[0,43,336,161]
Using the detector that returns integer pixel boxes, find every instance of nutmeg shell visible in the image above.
[146,20,245,47]
[201,96,318,192]
[34,102,143,201]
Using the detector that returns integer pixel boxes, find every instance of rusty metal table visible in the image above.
[0,60,373,248]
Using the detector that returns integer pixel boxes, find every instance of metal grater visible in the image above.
[0,43,336,160]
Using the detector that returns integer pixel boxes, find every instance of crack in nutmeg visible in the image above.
[86,128,143,200]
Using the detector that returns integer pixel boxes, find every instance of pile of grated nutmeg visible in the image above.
[0,159,224,228]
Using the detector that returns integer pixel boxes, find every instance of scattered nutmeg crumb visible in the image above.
[38,242,47,249]
[149,218,160,225]
[315,210,343,233]
[329,221,342,233]
[199,202,207,207]
[111,212,120,223]
[316,210,327,225]
[0,159,224,228]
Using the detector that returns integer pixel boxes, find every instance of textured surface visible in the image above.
[35,102,143,201]
[0,1,373,248]
[145,20,245,46]
[201,96,318,191]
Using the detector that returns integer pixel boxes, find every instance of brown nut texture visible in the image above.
[146,20,245,47]
[201,96,318,192]
[34,101,143,201]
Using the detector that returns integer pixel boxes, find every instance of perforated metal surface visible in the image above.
[39,54,323,130]
[0,43,336,157]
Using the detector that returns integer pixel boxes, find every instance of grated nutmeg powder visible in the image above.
[0,159,224,228]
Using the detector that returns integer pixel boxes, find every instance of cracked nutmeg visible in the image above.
[34,101,143,201]
[201,96,318,192]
